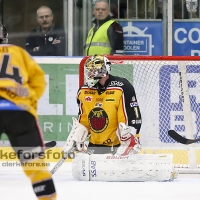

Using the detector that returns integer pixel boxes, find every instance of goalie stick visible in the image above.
[50,141,76,175]
[168,130,200,144]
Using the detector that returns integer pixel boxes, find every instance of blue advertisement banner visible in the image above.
[159,65,200,142]
[119,21,162,56]
[174,22,200,56]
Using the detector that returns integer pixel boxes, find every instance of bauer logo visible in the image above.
[106,155,129,159]
[159,65,200,142]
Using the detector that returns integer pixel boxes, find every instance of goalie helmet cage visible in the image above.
[79,56,200,174]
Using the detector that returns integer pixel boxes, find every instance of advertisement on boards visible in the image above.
[120,21,200,56]
[174,22,200,56]
[119,21,162,55]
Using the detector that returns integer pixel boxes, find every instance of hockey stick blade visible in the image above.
[45,141,56,150]
[168,130,200,144]
[50,141,76,175]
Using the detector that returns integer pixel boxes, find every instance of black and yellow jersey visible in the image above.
[0,44,46,118]
[77,75,142,146]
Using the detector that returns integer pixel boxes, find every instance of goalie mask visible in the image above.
[0,24,8,44]
[84,55,111,88]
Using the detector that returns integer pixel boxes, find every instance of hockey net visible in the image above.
[79,56,200,173]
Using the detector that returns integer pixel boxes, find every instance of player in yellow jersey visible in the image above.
[0,24,56,200]
[72,54,142,156]
[61,55,177,182]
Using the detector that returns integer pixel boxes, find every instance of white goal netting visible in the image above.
[79,56,200,173]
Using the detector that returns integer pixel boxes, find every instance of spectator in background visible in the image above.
[156,0,163,19]
[109,0,119,18]
[125,0,188,19]
[195,0,199,17]
[174,0,189,19]
[84,0,124,56]
[125,0,162,19]
[25,6,66,56]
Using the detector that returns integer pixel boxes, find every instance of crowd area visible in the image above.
[89,0,199,19]
[1,0,199,56]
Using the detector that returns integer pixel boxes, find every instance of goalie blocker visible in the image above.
[72,153,177,182]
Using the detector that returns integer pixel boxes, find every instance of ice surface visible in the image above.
[0,162,200,200]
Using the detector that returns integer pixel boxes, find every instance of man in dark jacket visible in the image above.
[84,0,124,56]
[25,6,66,56]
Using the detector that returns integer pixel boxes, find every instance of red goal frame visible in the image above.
[79,55,200,86]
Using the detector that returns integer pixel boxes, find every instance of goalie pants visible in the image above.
[0,110,56,200]
[88,143,120,154]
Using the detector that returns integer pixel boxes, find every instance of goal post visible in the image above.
[79,56,200,173]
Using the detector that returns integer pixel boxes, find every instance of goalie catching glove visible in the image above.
[116,122,141,156]
[62,117,89,154]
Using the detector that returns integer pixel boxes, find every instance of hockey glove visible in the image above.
[62,117,88,154]
[116,122,141,156]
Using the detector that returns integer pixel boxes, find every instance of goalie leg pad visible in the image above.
[72,153,176,182]
[62,117,88,153]
[72,152,90,181]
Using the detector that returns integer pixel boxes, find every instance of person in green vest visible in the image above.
[84,0,124,56]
